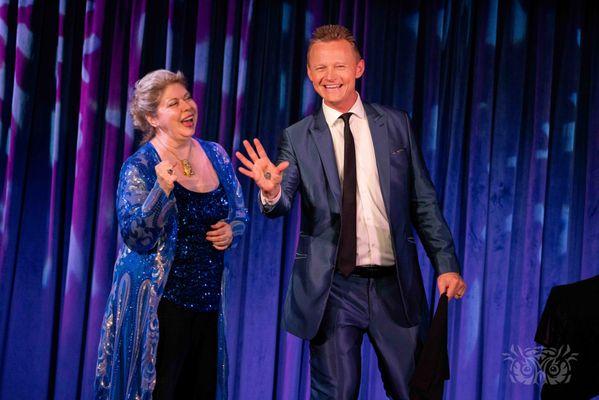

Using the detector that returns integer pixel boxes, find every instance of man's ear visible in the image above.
[306,64,314,83]
[355,59,365,79]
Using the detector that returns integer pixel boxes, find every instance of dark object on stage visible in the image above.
[535,275,599,399]
[409,293,449,400]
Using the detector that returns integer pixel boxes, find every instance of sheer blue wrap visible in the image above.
[94,139,248,400]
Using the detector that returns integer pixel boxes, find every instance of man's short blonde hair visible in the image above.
[307,24,362,62]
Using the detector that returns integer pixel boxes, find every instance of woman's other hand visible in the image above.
[206,220,233,250]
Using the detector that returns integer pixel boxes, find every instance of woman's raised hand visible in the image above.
[155,161,177,196]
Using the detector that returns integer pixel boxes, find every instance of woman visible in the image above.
[94,70,247,400]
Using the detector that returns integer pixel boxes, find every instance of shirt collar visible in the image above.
[322,92,366,128]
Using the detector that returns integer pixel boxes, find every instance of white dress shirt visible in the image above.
[262,93,396,266]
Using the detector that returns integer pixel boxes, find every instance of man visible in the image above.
[236,25,466,399]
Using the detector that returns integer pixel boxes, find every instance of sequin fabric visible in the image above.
[94,140,248,400]
[162,184,229,311]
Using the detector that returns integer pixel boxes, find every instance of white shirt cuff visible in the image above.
[260,189,282,206]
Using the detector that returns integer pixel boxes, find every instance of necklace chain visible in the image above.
[156,136,195,176]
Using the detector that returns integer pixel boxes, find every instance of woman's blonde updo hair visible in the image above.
[129,69,188,143]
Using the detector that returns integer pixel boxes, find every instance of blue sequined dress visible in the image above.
[163,183,229,311]
[94,139,247,400]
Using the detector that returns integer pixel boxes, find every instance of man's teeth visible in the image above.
[324,84,341,89]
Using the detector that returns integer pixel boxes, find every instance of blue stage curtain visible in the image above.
[0,1,597,399]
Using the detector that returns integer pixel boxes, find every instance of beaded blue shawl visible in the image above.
[94,139,247,400]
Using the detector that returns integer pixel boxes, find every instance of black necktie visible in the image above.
[337,113,357,277]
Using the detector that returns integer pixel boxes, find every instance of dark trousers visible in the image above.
[153,299,218,400]
[310,272,419,400]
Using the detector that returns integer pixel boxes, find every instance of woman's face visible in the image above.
[148,83,198,140]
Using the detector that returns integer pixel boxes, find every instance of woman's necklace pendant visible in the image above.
[181,159,194,176]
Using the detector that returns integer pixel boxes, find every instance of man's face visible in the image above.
[307,39,365,113]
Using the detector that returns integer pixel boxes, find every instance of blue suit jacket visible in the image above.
[261,103,459,340]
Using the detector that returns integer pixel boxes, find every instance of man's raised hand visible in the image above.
[235,139,289,199]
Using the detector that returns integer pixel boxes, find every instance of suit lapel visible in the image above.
[309,109,342,209]
[365,103,391,218]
